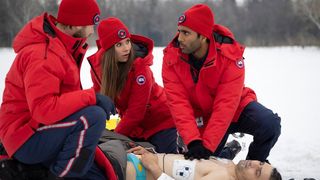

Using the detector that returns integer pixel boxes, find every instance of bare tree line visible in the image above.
[0,0,319,47]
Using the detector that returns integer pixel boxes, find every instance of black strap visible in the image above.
[213,32,233,44]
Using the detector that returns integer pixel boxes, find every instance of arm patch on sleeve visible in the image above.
[235,59,244,69]
[136,75,146,85]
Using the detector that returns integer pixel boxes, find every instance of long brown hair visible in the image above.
[100,45,135,101]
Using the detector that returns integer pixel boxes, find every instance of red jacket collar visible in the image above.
[48,15,88,62]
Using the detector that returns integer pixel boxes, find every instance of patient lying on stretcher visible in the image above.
[126,146,282,180]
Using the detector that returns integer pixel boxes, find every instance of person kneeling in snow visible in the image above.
[88,17,178,154]
[162,3,282,162]
[0,0,115,179]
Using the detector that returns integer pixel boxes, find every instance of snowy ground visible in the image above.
[1,46,320,179]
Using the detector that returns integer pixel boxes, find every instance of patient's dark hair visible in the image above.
[270,168,282,180]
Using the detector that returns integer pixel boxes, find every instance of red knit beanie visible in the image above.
[178,4,214,39]
[98,17,131,50]
[57,0,100,26]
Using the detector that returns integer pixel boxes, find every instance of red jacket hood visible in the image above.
[13,14,48,53]
[13,13,88,62]
[131,34,154,66]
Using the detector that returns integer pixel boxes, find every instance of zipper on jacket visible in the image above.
[179,56,199,83]
[87,60,102,86]
[44,38,49,59]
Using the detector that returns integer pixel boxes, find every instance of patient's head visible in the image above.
[235,160,282,180]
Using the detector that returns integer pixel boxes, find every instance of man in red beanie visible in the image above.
[0,0,114,179]
[162,4,281,162]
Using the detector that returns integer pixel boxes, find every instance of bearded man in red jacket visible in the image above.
[0,0,115,179]
[162,4,281,162]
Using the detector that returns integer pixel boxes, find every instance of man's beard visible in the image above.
[73,29,85,38]
[179,39,201,55]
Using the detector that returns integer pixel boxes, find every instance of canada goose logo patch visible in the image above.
[236,59,244,69]
[136,75,146,85]
[178,14,186,24]
[118,29,127,39]
[93,14,100,25]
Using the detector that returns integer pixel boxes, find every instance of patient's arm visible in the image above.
[140,152,162,179]
[126,162,136,180]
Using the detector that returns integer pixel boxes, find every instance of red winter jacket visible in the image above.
[0,13,96,157]
[162,24,257,152]
[88,35,175,139]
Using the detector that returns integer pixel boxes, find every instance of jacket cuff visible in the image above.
[83,87,96,105]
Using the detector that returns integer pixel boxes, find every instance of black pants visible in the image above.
[214,101,281,161]
[148,128,179,153]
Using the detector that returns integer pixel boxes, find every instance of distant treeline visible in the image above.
[0,0,319,47]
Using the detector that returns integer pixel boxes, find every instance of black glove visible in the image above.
[95,93,116,120]
[184,140,212,160]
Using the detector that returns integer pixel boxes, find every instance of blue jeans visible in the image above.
[14,106,107,179]
[214,101,281,161]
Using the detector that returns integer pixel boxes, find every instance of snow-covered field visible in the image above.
[1,46,320,179]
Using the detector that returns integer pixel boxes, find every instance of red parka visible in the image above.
[0,13,96,157]
[162,24,257,152]
[88,35,175,139]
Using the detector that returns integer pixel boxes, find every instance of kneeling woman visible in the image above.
[88,17,177,153]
